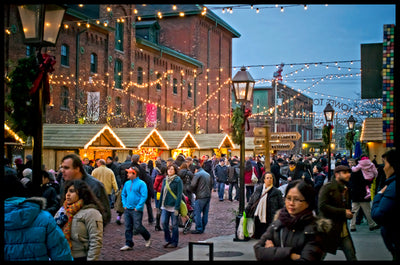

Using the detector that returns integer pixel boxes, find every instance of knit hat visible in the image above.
[22,168,33,179]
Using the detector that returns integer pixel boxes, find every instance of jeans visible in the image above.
[161,209,179,246]
[193,197,211,233]
[124,209,151,247]
[246,185,254,202]
[228,182,239,200]
[217,182,225,200]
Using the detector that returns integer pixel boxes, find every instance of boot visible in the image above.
[155,210,162,231]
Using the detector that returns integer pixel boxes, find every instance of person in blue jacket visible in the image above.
[4,173,73,261]
[120,166,152,251]
[371,149,399,261]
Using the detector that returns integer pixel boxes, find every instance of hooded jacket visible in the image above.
[253,209,331,261]
[351,158,378,181]
[4,197,73,261]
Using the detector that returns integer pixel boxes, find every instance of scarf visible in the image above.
[62,199,84,248]
[254,185,273,223]
[278,207,313,229]
[161,175,177,209]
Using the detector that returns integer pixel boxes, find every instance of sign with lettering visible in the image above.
[253,127,267,137]
[270,132,301,141]
[271,141,295,150]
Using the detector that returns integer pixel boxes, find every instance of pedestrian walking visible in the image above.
[153,165,167,231]
[371,149,399,261]
[177,162,195,206]
[115,155,132,224]
[120,167,152,251]
[244,160,257,202]
[4,173,73,261]
[158,164,183,247]
[318,165,357,261]
[348,159,379,232]
[254,180,331,261]
[60,153,111,227]
[189,158,213,234]
[92,159,119,209]
[55,179,104,261]
[245,172,284,239]
[215,157,228,201]
[202,155,215,191]
[106,156,121,188]
[227,158,240,201]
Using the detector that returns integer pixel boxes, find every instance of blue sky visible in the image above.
[206,4,396,126]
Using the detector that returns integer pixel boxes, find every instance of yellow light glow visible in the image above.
[177,132,200,149]
[84,125,126,149]
[138,128,170,149]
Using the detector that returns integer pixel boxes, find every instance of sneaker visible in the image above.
[145,239,152,248]
[120,245,133,251]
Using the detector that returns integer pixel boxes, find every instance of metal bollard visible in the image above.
[188,241,214,261]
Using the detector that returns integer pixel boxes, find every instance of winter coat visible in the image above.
[245,185,284,222]
[244,167,257,185]
[68,204,103,260]
[317,179,354,254]
[153,173,166,193]
[178,168,194,197]
[352,159,378,181]
[121,177,148,211]
[159,175,183,211]
[41,183,60,216]
[202,159,214,178]
[348,170,370,202]
[227,164,239,183]
[190,168,212,199]
[253,209,331,261]
[4,197,73,261]
[215,164,228,183]
[119,159,132,185]
[92,165,118,195]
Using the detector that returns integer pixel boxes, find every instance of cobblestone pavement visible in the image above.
[99,190,240,261]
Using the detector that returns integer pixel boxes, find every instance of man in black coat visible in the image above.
[271,158,285,187]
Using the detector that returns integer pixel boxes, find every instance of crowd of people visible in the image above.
[3,148,398,261]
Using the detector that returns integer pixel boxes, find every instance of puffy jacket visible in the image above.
[4,197,73,261]
[352,159,378,181]
[253,209,331,261]
[69,204,103,260]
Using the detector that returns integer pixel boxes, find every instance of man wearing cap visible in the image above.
[318,165,357,261]
[120,167,152,250]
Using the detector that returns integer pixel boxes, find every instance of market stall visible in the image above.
[158,131,200,159]
[193,133,235,158]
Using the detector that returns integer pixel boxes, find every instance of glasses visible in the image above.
[285,197,306,204]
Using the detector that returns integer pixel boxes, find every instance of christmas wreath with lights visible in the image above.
[6,55,39,137]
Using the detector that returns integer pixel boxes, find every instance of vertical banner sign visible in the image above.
[382,24,395,148]
[146,103,157,127]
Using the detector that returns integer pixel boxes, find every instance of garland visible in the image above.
[230,106,252,145]
[322,124,333,148]
[345,131,355,151]
[6,56,39,137]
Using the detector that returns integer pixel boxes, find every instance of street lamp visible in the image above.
[347,115,356,158]
[323,103,335,181]
[17,4,66,196]
[232,66,255,241]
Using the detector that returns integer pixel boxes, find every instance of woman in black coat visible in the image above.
[245,172,284,239]
[254,180,331,261]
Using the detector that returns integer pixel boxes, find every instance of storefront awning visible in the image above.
[194,133,235,149]
[360,117,383,142]
[158,131,200,149]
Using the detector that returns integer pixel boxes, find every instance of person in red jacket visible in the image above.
[153,165,167,231]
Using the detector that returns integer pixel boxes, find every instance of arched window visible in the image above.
[114,59,123,89]
[90,53,98,73]
[187,83,192,98]
[115,21,124,51]
[137,67,143,85]
[60,86,69,109]
[173,78,178,94]
[61,44,69,66]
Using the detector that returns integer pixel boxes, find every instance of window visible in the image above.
[156,73,162,91]
[114,59,123,89]
[60,86,69,109]
[187,83,192,98]
[115,21,124,51]
[90,53,97,73]
[173,78,178,94]
[115,96,122,115]
[61,44,69,66]
[157,106,161,123]
[137,67,143,85]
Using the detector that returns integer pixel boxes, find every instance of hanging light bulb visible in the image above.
[304,4,308,10]
[281,6,284,12]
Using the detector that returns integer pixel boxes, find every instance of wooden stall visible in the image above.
[158,131,200,159]
[193,133,235,158]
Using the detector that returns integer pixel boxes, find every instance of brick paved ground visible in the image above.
[99,189,240,261]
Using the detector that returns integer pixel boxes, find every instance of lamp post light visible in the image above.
[17,4,66,196]
[231,66,255,241]
[323,103,335,181]
[347,115,356,158]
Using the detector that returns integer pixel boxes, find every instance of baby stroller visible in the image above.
[178,195,194,234]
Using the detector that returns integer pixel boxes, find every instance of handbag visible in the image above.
[114,189,124,213]
[165,179,188,217]
[251,167,258,184]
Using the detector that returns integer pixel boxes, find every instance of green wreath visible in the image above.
[230,107,245,145]
[5,55,39,137]
[322,124,333,148]
[345,131,355,151]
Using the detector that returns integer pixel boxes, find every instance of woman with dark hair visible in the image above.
[245,172,284,239]
[153,165,167,231]
[54,179,104,261]
[158,163,183,248]
[244,159,257,202]
[254,180,331,261]
[292,161,313,185]
[313,164,326,214]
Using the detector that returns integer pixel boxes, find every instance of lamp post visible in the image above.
[323,103,335,181]
[231,66,255,241]
[17,4,66,195]
[347,115,356,158]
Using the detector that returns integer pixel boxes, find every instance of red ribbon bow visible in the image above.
[244,107,252,131]
[30,53,56,105]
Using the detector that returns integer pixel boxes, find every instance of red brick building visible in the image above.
[4,4,240,133]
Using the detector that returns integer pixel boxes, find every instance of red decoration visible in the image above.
[244,107,252,131]
[30,53,56,105]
